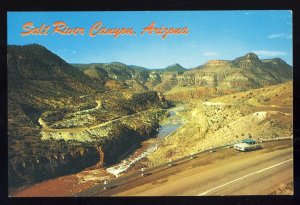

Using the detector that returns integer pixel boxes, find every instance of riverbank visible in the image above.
[12,106,183,197]
[105,105,186,177]
[146,83,293,166]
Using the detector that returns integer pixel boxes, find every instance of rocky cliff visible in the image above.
[77,52,292,94]
[177,53,292,91]
[7,44,169,191]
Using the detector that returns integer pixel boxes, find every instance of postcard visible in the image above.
[7,11,293,197]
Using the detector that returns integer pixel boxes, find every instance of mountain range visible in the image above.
[75,52,292,94]
[8,44,293,98]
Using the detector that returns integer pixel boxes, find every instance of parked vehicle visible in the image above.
[234,139,262,152]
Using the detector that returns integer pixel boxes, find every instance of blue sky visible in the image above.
[7,11,292,68]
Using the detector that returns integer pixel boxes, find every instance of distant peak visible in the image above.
[163,63,186,72]
[24,43,47,49]
[8,43,47,50]
[110,62,127,66]
[262,58,289,66]
[168,63,183,67]
[243,52,259,60]
[234,52,262,63]
[233,52,263,69]
[270,58,286,64]
[166,63,182,67]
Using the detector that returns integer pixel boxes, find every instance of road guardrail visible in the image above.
[74,136,292,196]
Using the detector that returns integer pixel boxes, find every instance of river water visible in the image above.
[106,106,185,177]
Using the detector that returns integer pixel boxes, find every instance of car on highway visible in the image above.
[234,139,262,152]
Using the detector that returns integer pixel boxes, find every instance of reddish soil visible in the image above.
[12,167,113,197]
[12,138,156,197]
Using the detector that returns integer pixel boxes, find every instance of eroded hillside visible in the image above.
[76,52,292,101]
[147,81,293,166]
[8,45,170,191]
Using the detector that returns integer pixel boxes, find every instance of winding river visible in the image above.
[106,106,185,177]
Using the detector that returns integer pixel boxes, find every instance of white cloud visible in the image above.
[268,33,286,39]
[203,52,218,56]
[252,50,286,57]
[268,33,292,39]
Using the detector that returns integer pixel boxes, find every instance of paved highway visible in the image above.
[76,139,293,196]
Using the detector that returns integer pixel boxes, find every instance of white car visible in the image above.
[234,139,262,152]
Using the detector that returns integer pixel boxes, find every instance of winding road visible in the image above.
[39,108,161,133]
